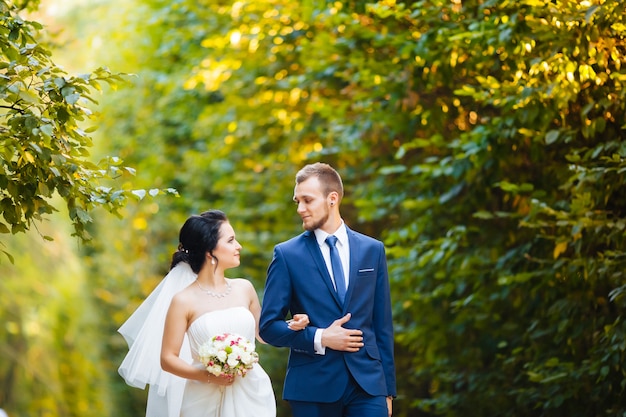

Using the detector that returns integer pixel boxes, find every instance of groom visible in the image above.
[260,163,396,417]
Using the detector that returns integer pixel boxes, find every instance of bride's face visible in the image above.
[212,221,242,269]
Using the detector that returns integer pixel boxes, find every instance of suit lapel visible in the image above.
[303,230,344,307]
[345,227,360,307]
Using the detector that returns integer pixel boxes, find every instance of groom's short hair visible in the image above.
[296,162,344,201]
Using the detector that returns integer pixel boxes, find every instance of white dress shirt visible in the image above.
[312,222,350,354]
[314,223,350,292]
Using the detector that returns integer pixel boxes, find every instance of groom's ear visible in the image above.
[328,191,339,207]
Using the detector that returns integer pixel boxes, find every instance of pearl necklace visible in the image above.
[195,280,232,298]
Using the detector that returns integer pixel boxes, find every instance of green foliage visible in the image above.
[12,0,626,416]
[0,208,114,416]
[364,1,626,416]
[0,0,175,261]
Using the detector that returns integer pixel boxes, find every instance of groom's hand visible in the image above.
[321,313,364,352]
[287,313,310,331]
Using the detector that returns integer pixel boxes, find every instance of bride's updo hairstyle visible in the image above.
[170,210,228,273]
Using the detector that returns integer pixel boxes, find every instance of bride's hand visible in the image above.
[209,374,235,386]
[287,314,310,331]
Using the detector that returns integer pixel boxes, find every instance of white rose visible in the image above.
[240,351,253,365]
[207,364,222,376]
[227,353,240,368]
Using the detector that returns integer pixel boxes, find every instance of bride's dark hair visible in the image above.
[170,210,228,273]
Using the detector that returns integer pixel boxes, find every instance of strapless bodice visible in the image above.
[187,306,256,363]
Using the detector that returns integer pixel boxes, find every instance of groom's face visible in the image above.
[293,176,330,231]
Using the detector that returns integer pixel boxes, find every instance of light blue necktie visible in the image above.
[325,235,346,303]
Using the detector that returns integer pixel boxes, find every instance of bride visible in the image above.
[118,210,309,417]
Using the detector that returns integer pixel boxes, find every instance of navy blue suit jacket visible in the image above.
[259,227,396,402]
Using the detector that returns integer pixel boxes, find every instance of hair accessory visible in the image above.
[177,243,189,254]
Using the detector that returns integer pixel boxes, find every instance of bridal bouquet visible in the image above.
[198,333,259,378]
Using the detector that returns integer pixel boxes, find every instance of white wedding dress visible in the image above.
[118,263,276,417]
[181,307,276,417]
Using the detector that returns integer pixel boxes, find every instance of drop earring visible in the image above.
[211,258,215,265]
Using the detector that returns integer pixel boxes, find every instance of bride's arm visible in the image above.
[248,280,309,344]
[247,280,267,345]
[161,292,233,385]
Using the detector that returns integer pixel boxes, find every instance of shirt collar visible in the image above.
[314,221,348,247]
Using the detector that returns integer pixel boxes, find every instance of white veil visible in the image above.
[118,262,197,417]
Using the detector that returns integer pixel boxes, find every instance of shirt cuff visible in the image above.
[314,328,326,355]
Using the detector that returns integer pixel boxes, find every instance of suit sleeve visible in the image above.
[374,241,397,397]
[259,245,317,354]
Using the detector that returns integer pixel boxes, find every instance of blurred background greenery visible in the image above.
[2,0,626,416]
